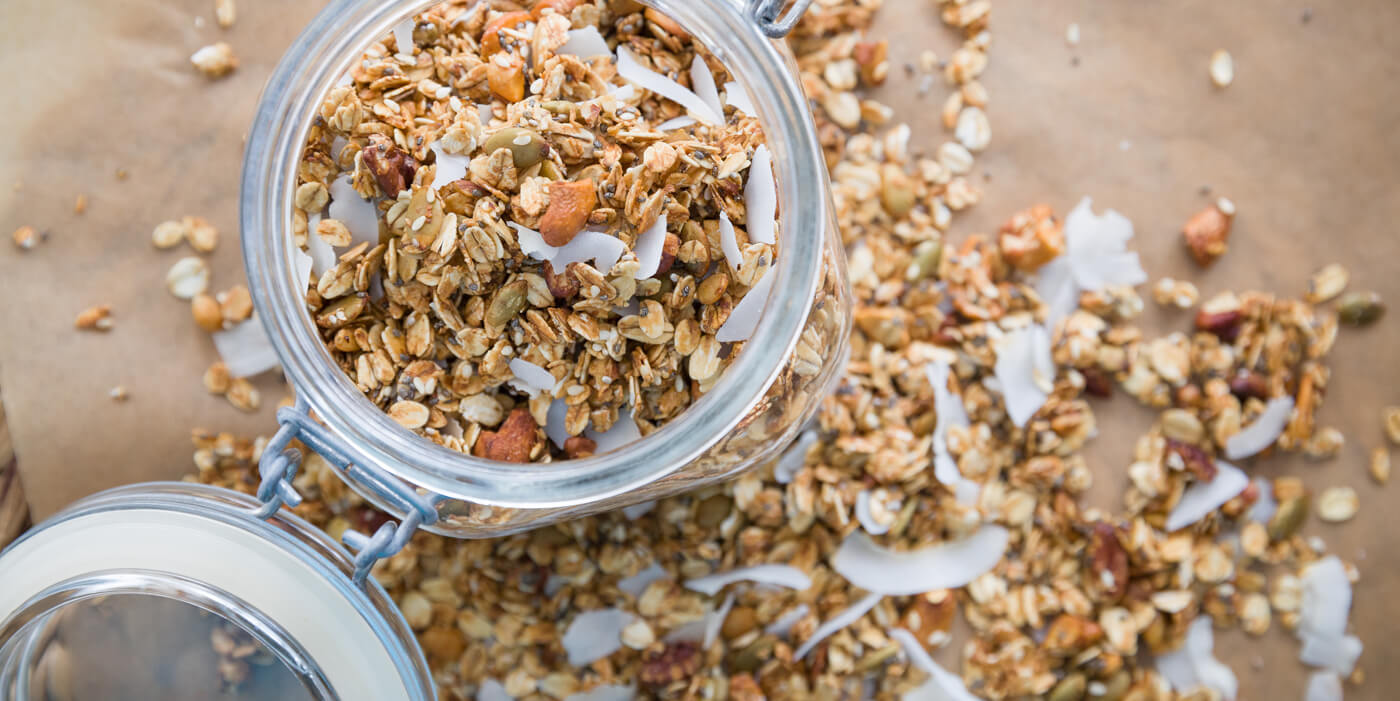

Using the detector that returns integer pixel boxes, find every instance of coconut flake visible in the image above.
[775,428,818,484]
[1299,556,1351,638]
[655,115,697,131]
[1305,672,1343,701]
[545,398,570,449]
[993,325,1053,427]
[855,490,890,535]
[328,176,381,248]
[508,358,555,397]
[430,141,472,190]
[686,564,811,596]
[620,500,655,521]
[689,55,725,124]
[1165,459,1249,531]
[608,84,636,100]
[633,213,667,279]
[794,592,882,660]
[832,526,1009,596]
[724,81,756,115]
[304,212,339,277]
[618,562,667,597]
[1224,396,1295,460]
[557,26,611,58]
[1035,256,1079,330]
[1300,632,1362,675]
[293,244,316,291]
[888,628,980,701]
[1063,197,1146,290]
[478,678,514,701]
[702,592,736,649]
[615,47,721,124]
[554,230,628,272]
[764,604,809,637]
[928,359,971,491]
[744,145,777,245]
[563,685,636,701]
[508,221,560,260]
[715,266,774,342]
[212,316,281,378]
[477,103,495,124]
[718,211,744,270]
[561,609,631,666]
[391,18,415,61]
[1155,617,1238,700]
[585,407,642,454]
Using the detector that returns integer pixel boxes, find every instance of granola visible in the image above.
[292,0,782,462]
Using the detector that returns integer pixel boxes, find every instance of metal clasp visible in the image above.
[748,0,815,38]
[251,396,440,586]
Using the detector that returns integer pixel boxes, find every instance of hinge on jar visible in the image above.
[251,396,441,587]
[748,0,815,38]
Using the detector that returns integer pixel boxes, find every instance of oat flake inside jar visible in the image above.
[1,0,845,697]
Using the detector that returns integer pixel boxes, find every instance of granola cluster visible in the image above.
[292,0,781,462]
[186,0,1386,700]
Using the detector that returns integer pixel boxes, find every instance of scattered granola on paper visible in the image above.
[186,0,1377,699]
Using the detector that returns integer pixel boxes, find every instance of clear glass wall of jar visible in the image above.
[241,0,851,536]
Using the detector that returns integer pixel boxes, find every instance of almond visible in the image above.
[1182,204,1232,266]
[563,436,596,458]
[543,261,580,299]
[362,134,418,198]
[473,408,539,462]
[538,180,596,246]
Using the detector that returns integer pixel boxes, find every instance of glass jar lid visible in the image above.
[0,483,434,700]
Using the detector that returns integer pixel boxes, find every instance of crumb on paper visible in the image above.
[11,225,42,250]
[74,304,113,331]
[191,42,238,78]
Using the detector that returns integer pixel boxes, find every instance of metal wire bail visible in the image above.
[749,0,815,38]
[251,395,440,587]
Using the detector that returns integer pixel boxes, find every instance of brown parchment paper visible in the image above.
[0,0,1397,695]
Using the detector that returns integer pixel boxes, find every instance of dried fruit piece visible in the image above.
[11,225,41,250]
[487,52,527,102]
[190,42,238,77]
[74,304,113,331]
[1182,202,1232,266]
[361,134,419,198]
[473,408,539,463]
[1336,291,1383,326]
[539,180,597,246]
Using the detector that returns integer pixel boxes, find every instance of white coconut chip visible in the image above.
[620,500,655,521]
[508,358,555,397]
[1155,617,1238,700]
[775,428,818,484]
[1164,459,1249,531]
[715,266,774,342]
[1246,477,1277,523]
[212,315,281,378]
[293,245,316,291]
[477,103,495,124]
[993,324,1053,428]
[509,221,560,260]
[563,685,637,701]
[1299,556,1351,638]
[1224,396,1295,460]
[617,562,667,597]
[655,115,697,131]
[545,398,570,449]
[1034,255,1079,330]
[764,604,809,637]
[478,678,514,701]
[1305,672,1343,701]
[794,591,882,660]
[556,26,611,58]
[633,213,667,279]
[615,47,722,124]
[723,80,756,115]
[686,564,811,596]
[744,145,777,245]
[391,18,414,62]
[1037,197,1148,330]
[689,55,725,124]
[888,628,979,701]
[855,490,890,535]
[1300,633,1363,676]
[831,526,1009,597]
[508,223,627,273]
[718,211,744,271]
[608,83,636,100]
[304,212,339,277]
[702,592,736,649]
[584,407,642,454]
[927,360,971,491]
[561,609,631,666]
[328,176,381,248]
[430,141,472,190]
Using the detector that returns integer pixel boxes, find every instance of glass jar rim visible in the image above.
[241,0,830,509]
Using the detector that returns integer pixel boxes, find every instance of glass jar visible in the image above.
[241,0,851,537]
